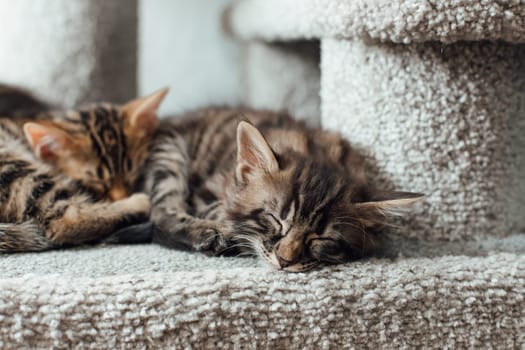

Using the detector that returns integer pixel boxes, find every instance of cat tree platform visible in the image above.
[1,241,524,349]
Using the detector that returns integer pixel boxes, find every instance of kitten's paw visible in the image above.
[120,193,151,215]
[194,228,228,255]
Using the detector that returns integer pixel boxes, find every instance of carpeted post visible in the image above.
[321,39,525,240]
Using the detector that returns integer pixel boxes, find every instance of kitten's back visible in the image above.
[0,84,51,118]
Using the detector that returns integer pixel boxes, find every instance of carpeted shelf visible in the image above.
[1,243,524,349]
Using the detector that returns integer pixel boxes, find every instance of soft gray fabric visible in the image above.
[2,235,525,279]
[229,0,525,43]
[1,243,524,349]
[321,39,525,240]
[0,0,137,107]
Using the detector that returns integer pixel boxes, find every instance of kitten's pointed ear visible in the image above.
[122,87,169,137]
[236,121,279,184]
[23,122,73,161]
[355,191,425,213]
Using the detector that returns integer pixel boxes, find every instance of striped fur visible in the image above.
[142,108,422,271]
[0,86,167,253]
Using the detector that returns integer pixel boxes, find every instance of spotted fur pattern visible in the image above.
[0,86,167,252]
[142,108,422,271]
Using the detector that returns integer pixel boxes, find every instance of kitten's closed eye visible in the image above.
[309,237,346,263]
[267,213,283,235]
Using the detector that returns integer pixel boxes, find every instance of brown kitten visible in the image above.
[141,108,422,272]
[0,86,168,252]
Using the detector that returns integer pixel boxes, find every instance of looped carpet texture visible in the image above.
[1,237,524,349]
[229,0,525,43]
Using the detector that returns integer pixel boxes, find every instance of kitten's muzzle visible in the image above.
[108,184,128,201]
[274,232,304,266]
[276,255,294,268]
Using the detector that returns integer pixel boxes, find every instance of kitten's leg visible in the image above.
[44,193,150,245]
[144,132,230,254]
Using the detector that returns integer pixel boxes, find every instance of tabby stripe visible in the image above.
[280,161,304,220]
[153,168,179,183]
[81,110,113,175]
[30,176,55,200]
[195,113,237,163]
[200,201,221,219]
[190,123,207,157]
[0,159,31,168]
[0,166,35,189]
[152,189,180,206]
[107,107,124,174]
[42,204,69,228]
[23,174,55,218]
[52,189,72,202]
[117,111,128,175]
[204,131,236,176]
[309,185,346,232]
[244,208,269,230]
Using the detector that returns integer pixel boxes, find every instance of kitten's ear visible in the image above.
[236,121,279,183]
[354,191,424,229]
[355,191,424,214]
[122,87,169,137]
[23,122,74,161]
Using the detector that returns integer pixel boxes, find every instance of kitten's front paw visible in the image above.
[121,193,151,215]
[194,228,228,255]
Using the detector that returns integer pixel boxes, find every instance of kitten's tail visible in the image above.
[101,222,154,245]
[0,221,55,253]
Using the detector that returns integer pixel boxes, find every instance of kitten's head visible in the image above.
[23,88,169,201]
[226,121,422,272]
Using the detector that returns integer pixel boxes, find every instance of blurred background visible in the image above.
[0,0,241,115]
[0,0,319,124]
[139,0,242,114]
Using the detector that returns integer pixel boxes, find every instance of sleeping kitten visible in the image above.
[0,85,168,252]
[142,108,422,272]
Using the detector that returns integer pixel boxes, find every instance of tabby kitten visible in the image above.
[142,108,422,272]
[0,86,168,252]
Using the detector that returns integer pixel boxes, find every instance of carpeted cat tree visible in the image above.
[1,1,524,349]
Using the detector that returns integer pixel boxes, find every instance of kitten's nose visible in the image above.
[276,255,294,268]
[108,185,127,201]
[275,237,303,268]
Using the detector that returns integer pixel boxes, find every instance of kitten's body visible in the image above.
[143,108,421,271]
[0,86,167,252]
[0,84,51,118]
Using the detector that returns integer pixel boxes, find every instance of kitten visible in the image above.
[141,108,422,272]
[0,85,168,252]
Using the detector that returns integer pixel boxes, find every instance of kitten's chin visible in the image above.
[267,251,320,273]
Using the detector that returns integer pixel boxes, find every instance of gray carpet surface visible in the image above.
[2,234,525,278]
[1,236,524,349]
